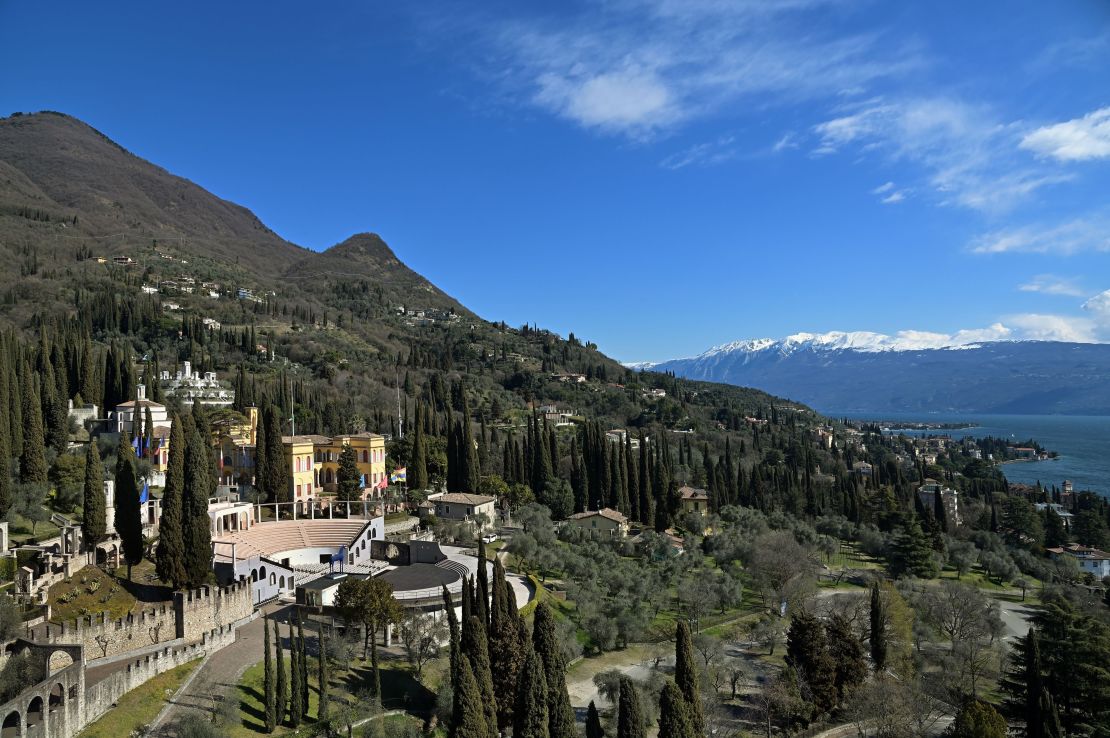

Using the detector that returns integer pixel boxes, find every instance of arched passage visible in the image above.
[2,710,20,738]
[47,649,73,675]
[48,684,63,712]
[25,696,42,729]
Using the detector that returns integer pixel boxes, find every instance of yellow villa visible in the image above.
[283,435,318,503]
[313,432,387,498]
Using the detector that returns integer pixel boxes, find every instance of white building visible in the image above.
[160,360,235,407]
[1047,544,1110,579]
[113,385,171,435]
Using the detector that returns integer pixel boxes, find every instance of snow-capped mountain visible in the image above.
[638,336,1110,415]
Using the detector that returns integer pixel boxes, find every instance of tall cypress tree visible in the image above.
[114,436,144,581]
[289,619,303,727]
[476,540,490,628]
[617,676,645,738]
[410,403,428,491]
[658,682,696,738]
[156,415,187,588]
[869,580,887,672]
[275,617,288,726]
[586,701,604,738]
[0,370,10,519]
[462,615,498,738]
[454,657,491,738]
[298,612,309,717]
[183,427,213,587]
[826,613,867,701]
[490,559,525,730]
[19,372,47,483]
[318,626,330,722]
[264,616,277,733]
[336,444,362,501]
[674,622,705,735]
[532,603,576,738]
[444,585,461,695]
[81,441,106,548]
[513,649,550,738]
[255,406,270,500]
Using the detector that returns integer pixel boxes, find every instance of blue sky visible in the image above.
[2,1,1109,361]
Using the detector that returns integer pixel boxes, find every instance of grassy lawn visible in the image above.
[385,512,414,524]
[234,656,435,736]
[48,559,173,623]
[7,511,61,545]
[78,658,201,738]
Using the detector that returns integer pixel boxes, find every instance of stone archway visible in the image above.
[47,684,63,712]
[2,710,20,738]
[46,649,74,675]
[24,696,42,731]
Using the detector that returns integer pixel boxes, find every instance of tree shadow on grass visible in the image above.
[343,664,436,715]
[237,684,269,734]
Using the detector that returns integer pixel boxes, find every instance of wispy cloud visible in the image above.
[660,135,738,169]
[1020,106,1110,162]
[772,131,799,153]
[478,0,916,139]
[1004,313,1098,343]
[1018,274,1085,297]
[812,97,1073,212]
[970,216,1110,255]
[871,181,907,203]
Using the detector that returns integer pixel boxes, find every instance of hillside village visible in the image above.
[0,112,1107,738]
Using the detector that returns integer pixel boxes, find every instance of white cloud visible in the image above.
[772,131,799,152]
[1083,289,1110,331]
[812,97,1073,212]
[871,181,895,194]
[1018,274,1085,297]
[1004,313,1098,343]
[660,135,737,169]
[970,216,1110,255]
[481,1,915,138]
[880,191,905,204]
[1020,106,1110,162]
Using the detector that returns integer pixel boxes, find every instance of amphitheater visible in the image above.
[209,509,478,610]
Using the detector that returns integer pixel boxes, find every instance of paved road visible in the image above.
[151,603,289,736]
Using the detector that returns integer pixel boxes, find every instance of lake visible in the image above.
[838,413,1110,496]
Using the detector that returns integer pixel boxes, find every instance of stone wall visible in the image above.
[174,580,252,641]
[82,623,237,729]
[29,580,252,663]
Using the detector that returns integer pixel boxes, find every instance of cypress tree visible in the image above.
[275,617,288,726]
[114,436,144,581]
[318,626,330,721]
[513,649,550,738]
[674,622,704,735]
[826,613,867,701]
[462,615,498,738]
[298,612,309,717]
[462,400,480,492]
[264,616,277,733]
[869,580,887,671]
[264,406,289,503]
[444,585,461,695]
[533,603,576,738]
[586,701,604,738]
[490,559,525,730]
[476,540,490,628]
[454,657,491,738]
[658,681,696,738]
[0,369,9,518]
[336,444,362,501]
[183,427,213,587]
[9,366,22,460]
[934,487,949,534]
[19,372,47,483]
[617,676,645,738]
[155,415,187,588]
[81,441,106,548]
[255,407,270,500]
[289,619,302,727]
[785,611,838,715]
[410,403,428,491]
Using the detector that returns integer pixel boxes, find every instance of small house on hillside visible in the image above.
[566,508,629,538]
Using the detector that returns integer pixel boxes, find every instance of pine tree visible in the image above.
[674,621,705,735]
[19,372,47,483]
[533,603,576,738]
[890,516,939,578]
[114,436,144,581]
[948,701,1007,738]
[586,701,604,738]
[155,415,187,588]
[869,580,887,671]
[513,649,550,738]
[455,657,492,738]
[318,626,330,722]
[264,616,277,733]
[81,441,106,547]
[275,617,288,726]
[462,615,498,737]
[658,681,696,738]
[617,676,645,738]
[336,444,362,501]
[785,611,838,715]
[183,427,213,587]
